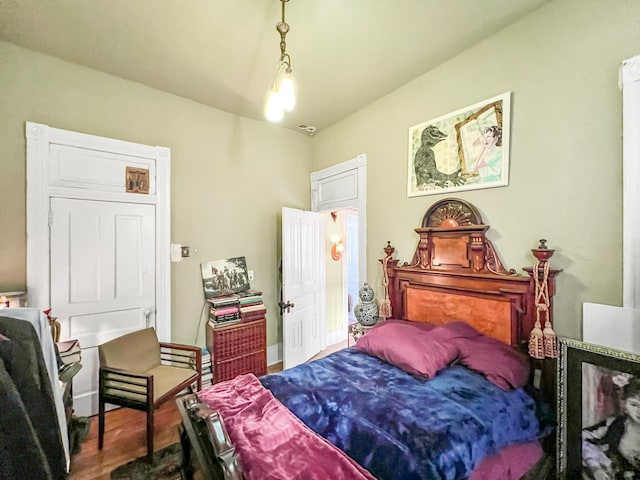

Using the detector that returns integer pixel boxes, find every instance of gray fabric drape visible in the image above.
[0,316,67,480]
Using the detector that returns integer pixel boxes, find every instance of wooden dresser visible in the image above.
[206,317,267,383]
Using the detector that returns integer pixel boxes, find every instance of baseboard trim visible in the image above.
[326,327,347,346]
[267,342,282,365]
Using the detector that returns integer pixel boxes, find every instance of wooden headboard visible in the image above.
[382,198,560,351]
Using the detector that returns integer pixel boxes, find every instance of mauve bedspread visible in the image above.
[260,347,543,480]
[197,373,375,480]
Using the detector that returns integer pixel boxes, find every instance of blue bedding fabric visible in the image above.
[260,347,545,480]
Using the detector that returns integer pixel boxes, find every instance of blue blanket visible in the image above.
[261,347,542,480]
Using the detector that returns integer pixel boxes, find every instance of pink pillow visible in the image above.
[427,321,530,390]
[355,319,457,378]
[380,318,436,331]
[454,335,530,391]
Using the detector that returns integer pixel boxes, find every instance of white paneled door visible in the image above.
[281,207,323,369]
[50,198,156,416]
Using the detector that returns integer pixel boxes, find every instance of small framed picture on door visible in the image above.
[125,166,150,194]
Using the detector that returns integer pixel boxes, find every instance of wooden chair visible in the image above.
[98,327,202,462]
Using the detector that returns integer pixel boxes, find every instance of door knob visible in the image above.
[278,300,295,314]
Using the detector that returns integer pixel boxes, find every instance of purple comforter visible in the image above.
[260,347,545,480]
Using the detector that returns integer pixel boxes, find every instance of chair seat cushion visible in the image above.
[147,364,198,402]
[103,365,197,405]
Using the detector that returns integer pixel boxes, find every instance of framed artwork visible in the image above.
[125,166,150,194]
[557,337,640,479]
[407,92,511,197]
[200,256,250,298]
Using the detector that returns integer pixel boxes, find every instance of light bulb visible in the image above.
[265,89,284,122]
[278,74,296,111]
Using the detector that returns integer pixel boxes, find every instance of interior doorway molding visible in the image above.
[25,122,172,341]
[311,154,367,348]
[311,154,367,286]
[622,54,640,308]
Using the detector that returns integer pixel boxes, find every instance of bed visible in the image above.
[177,198,560,480]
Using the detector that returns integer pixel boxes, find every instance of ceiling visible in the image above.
[0,0,549,134]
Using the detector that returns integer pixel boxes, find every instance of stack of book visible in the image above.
[201,347,213,388]
[208,294,240,325]
[238,289,266,320]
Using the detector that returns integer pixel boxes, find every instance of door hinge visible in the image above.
[48,210,53,228]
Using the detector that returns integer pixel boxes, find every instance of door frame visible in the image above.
[622,54,640,308]
[343,209,359,327]
[311,154,367,347]
[25,122,172,341]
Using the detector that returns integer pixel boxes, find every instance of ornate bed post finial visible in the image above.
[384,241,395,258]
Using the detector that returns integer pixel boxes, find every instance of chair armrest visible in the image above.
[99,366,153,407]
[160,342,202,391]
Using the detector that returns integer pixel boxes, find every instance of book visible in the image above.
[239,296,262,305]
[238,289,262,298]
[209,305,239,316]
[240,311,267,321]
[211,312,240,322]
[242,304,265,311]
[207,294,240,307]
[208,317,241,328]
[239,304,266,313]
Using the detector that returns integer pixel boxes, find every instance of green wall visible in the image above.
[312,0,640,341]
[0,41,312,347]
[2,0,639,348]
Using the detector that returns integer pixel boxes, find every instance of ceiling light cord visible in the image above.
[265,0,296,122]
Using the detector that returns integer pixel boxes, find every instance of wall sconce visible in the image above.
[331,240,345,261]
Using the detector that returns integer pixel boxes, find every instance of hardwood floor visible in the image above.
[69,401,182,480]
[69,341,347,479]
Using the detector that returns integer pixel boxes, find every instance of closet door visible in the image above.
[50,198,156,416]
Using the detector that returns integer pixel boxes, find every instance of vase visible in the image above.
[354,282,379,326]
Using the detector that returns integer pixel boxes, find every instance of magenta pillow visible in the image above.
[435,320,482,339]
[454,335,530,390]
[355,319,457,378]
[381,318,436,332]
[427,320,530,390]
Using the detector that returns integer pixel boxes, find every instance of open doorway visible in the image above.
[310,154,367,350]
[322,209,358,346]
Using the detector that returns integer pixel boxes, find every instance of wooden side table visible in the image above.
[348,322,376,345]
[206,317,267,383]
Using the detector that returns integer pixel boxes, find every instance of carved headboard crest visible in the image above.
[409,198,515,275]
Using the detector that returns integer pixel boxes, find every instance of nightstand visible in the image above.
[206,317,267,383]
[348,322,377,345]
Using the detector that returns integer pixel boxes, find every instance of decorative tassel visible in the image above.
[379,298,392,318]
[528,320,544,360]
[542,320,558,358]
[529,257,557,359]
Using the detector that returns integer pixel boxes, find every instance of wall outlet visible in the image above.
[248,270,254,281]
